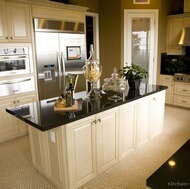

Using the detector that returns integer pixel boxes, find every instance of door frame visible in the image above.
[124,9,158,85]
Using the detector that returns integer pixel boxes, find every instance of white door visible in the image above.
[124,9,158,84]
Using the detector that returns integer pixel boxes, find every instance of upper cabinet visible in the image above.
[166,16,185,55]
[32,4,88,22]
[184,0,190,13]
[0,2,32,43]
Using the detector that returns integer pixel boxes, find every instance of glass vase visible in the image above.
[83,44,102,100]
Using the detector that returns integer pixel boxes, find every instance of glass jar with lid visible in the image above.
[102,67,128,100]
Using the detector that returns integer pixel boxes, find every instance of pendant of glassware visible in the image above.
[83,44,102,100]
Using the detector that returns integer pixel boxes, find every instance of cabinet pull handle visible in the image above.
[153,97,156,101]
[17,100,19,103]
[6,36,8,39]
[183,90,188,92]
[93,120,97,124]
[182,100,187,103]
[13,101,16,104]
[10,37,13,39]
[97,118,101,123]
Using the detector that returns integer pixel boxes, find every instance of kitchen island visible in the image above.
[6,84,167,189]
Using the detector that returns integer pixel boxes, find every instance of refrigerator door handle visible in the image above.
[57,52,62,91]
[61,51,66,92]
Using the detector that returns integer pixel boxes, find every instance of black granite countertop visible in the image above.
[6,84,167,131]
[146,138,190,189]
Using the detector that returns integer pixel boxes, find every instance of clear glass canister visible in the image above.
[102,67,127,100]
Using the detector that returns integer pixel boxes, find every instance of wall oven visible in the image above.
[0,47,32,77]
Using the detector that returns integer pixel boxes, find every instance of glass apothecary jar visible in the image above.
[102,67,128,100]
[83,44,102,100]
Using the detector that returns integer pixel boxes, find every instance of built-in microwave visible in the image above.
[0,47,33,77]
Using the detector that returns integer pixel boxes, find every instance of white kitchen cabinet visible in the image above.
[167,16,185,55]
[28,126,49,177]
[182,16,190,27]
[136,91,165,147]
[17,95,37,134]
[0,99,18,142]
[96,108,118,173]
[184,0,190,13]
[66,107,118,188]
[174,83,190,108]
[66,115,96,189]
[0,94,36,142]
[149,91,165,139]
[160,75,174,105]
[119,101,137,160]
[0,2,32,43]
[136,96,150,148]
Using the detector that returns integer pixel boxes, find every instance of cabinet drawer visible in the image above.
[160,75,174,82]
[174,84,190,96]
[174,95,190,108]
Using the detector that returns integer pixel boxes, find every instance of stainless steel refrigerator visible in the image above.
[34,18,86,100]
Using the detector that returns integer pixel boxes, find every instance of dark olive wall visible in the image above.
[74,0,184,84]
[98,0,122,84]
[72,0,99,13]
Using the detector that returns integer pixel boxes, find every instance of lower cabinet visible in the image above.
[119,100,137,159]
[28,91,166,189]
[0,93,36,142]
[136,95,150,148]
[66,107,118,189]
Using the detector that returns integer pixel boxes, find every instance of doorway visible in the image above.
[124,9,158,84]
[85,12,100,89]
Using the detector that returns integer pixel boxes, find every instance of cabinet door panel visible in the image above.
[0,99,18,141]
[137,96,150,148]
[6,3,31,42]
[66,116,96,189]
[119,101,137,159]
[161,81,174,104]
[96,108,118,173]
[0,2,8,42]
[150,91,165,139]
[167,17,184,54]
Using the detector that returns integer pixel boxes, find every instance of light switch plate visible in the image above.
[50,131,56,143]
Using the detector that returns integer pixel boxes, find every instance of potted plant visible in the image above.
[119,63,149,89]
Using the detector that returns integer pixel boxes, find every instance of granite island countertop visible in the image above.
[6,84,167,131]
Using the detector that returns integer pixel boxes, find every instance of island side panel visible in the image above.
[28,126,69,189]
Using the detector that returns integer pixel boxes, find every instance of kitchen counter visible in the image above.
[6,84,167,131]
[146,138,190,189]
[5,83,167,189]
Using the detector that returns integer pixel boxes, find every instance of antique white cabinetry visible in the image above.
[65,115,96,189]
[28,91,166,189]
[0,94,36,143]
[137,91,165,145]
[184,0,190,13]
[160,74,190,108]
[160,75,174,105]
[174,83,190,108]
[149,91,166,139]
[136,96,150,148]
[66,107,118,189]
[119,101,137,159]
[29,107,118,189]
[167,16,184,55]
[0,1,32,43]
[32,4,87,22]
